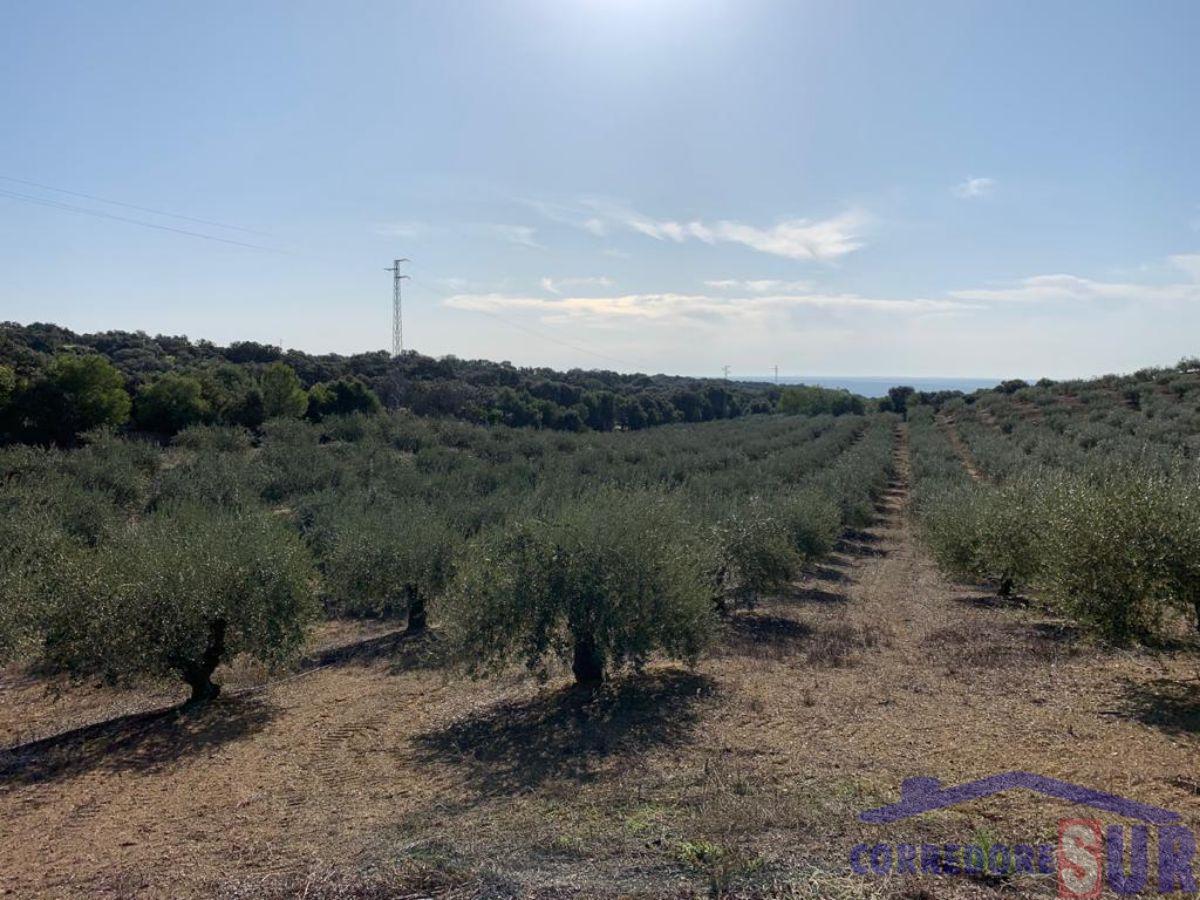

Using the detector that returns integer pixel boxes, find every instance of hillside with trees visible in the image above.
[0,322,799,443]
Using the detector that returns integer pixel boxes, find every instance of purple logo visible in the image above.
[852,772,1195,896]
[860,772,1180,825]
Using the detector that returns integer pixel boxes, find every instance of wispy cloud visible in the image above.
[949,269,1200,304]
[375,220,541,248]
[1169,253,1200,281]
[541,275,614,294]
[953,176,995,199]
[586,200,868,261]
[443,289,971,328]
[704,278,813,293]
[526,197,869,261]
[377,220,436,239]
[481,224,541,248]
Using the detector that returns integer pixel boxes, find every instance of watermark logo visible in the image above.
[851,771,1195,896]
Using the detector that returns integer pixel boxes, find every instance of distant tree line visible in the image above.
[0,322,803,445]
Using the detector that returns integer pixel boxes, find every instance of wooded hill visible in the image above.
[0,321,788,442]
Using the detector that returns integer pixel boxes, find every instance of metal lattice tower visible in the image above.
[385,258,409,356]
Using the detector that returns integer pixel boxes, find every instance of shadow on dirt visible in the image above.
[0,695,275,787]
[808,564,851,584]
[836,536,889,558]
[409,670,715,795]
[779,584,849,605]
[301,629,449,676]
[949,592,1034,610]
[1114,678,1200,736]
[720,613,813,659]
[925,621,1082,672]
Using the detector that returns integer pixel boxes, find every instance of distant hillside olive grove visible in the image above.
[0,322,873,445]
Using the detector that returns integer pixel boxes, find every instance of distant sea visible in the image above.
[737,375,1004,398]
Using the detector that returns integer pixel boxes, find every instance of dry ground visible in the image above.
[2,428,1198,898]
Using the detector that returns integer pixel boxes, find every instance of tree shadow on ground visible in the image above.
[1113,678,1200,736]
[719,613,813,659]
[949,592,1031,610]
[807,563,850,584]
[836,535,889,558]
[924,621,1081,672]
[779,584,849,605]
[300,628,449,676]
[409,670,716,795]
[0,694,275,787]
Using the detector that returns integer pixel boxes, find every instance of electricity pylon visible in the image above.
[385,258,410,356]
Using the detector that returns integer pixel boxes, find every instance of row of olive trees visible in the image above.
[910,397,1200,644]
[0,409,894,700]
[918,463,1200,643]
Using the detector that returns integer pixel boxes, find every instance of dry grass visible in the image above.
[2,428,1199,897]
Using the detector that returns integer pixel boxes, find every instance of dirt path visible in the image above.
[937,413,986,482]
[2,427,1198,897]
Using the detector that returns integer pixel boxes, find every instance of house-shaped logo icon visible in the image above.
[860,772,1180,825]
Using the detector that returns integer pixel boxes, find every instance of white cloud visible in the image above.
[541,275,615,294]
[603,204,867,260]
[443,289,972,328]
[535,198,869,261]
[1169,254,1200,281]
[704,278,813,293]
[377,220,437,239]
[481,224,541,248]
[376,220,541,248]
[949,272,1200,305]
[953,177,995,199]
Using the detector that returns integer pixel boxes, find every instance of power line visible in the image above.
[0,174,269,235]
[0,187,287,254]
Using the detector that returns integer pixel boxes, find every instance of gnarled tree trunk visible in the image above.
[405,586,427,635]
[182,618,227,706]
[571,631,605,687]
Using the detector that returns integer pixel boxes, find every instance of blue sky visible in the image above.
[2,0,1199,379]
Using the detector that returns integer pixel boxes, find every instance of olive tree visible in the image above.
[321,496,460,634]
[922,479,1045,598]
[711,498,801,613]
[43,504,318,704]
[441,489,715,687]
[0,498,69,663]
[1040,473,1200,642]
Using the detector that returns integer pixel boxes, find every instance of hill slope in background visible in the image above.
[0,321,784,436]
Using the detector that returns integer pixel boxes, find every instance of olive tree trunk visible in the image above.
[405,587,427,635]
[571,632,605,686]
[182,618,227,705]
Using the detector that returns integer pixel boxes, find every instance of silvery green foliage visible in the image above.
[42,504,317,692]
[440,488,715,684]
[1038,473,1200,642]
[320,494,460,623]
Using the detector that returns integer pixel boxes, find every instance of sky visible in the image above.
[2,0,1199,380]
